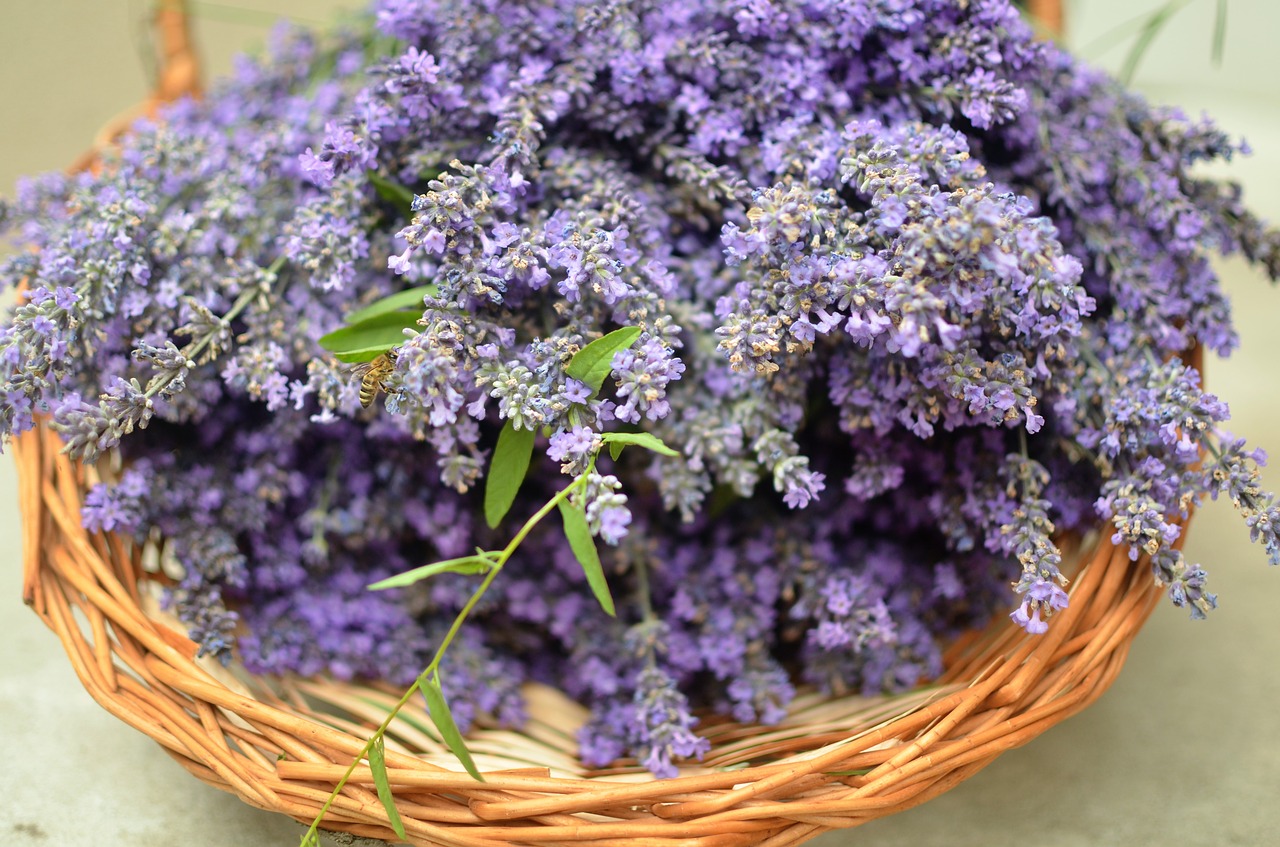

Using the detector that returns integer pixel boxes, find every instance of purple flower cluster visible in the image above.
[3,0,1279,777]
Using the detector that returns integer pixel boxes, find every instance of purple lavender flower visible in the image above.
[4,0,1279,781]
[610,339,685,424]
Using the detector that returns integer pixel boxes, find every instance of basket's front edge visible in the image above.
[15,411,1172,847]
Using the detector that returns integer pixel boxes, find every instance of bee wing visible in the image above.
[348,360,376,379]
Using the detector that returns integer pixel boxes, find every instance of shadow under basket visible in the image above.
[14,413,1176,847]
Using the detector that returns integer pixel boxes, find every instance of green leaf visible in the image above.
[565,326,643,395]
[600,431,679,458]
[557,499,615,617]
[367,555,494,590]
[1119,1,1189,85]
[346,284,440,325]
[367,169,416,220]
[609,440,625,462]
[421,673,484,781]
[484,420,536,529]
[318,310,419,363]
[368,734,408,841]
[1211,0,1228,66]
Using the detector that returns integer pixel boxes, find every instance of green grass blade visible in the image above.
[1211,0,1228,66]
[1120,1,1189,85]
[1079,7,1166,59]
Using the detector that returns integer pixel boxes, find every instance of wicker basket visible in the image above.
[14,3,1192,846]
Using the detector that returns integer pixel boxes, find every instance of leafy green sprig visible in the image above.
[303,297,674,844]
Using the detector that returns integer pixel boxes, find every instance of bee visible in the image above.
[352,350,398,408]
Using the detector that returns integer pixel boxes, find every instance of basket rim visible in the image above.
[14,412,1173,846]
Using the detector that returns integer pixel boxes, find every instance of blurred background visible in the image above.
[1,2,1277,844]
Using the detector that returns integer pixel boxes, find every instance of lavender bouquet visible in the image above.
[3,0,1279,813]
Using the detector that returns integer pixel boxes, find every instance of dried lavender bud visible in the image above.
[4,0,1279,780]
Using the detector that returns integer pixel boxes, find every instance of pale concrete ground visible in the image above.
[1,2,1277,845]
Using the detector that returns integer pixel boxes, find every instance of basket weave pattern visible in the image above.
[14,3,1188,844]
[15,415,1173,846]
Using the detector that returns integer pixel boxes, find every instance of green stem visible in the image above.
[307,453,345,555]
[300,466,592,844]
[426,472,587,672]
[423,568,502,679]
[631,552,666,674]
[298,675,427,846]
[633,550,656,623]
[144,255,285,401]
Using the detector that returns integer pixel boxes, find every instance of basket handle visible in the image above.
[70,1,201,172]
[1027,0,1064,37]
[152,0,202,103]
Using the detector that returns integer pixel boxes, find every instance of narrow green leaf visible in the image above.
[421,674,485,781]
[367,169,416,220]
[367,555,493,590]
[557,499,616,616]
[600,431,679,457]
[1119,1,1187,85]
[565,326,643,395]
[346,284,440,325]
[1078,8,1164,60]
[318,310,419,363]
[1211,0,1227,66]
[368,735,408,840]
[484,420,536,528]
